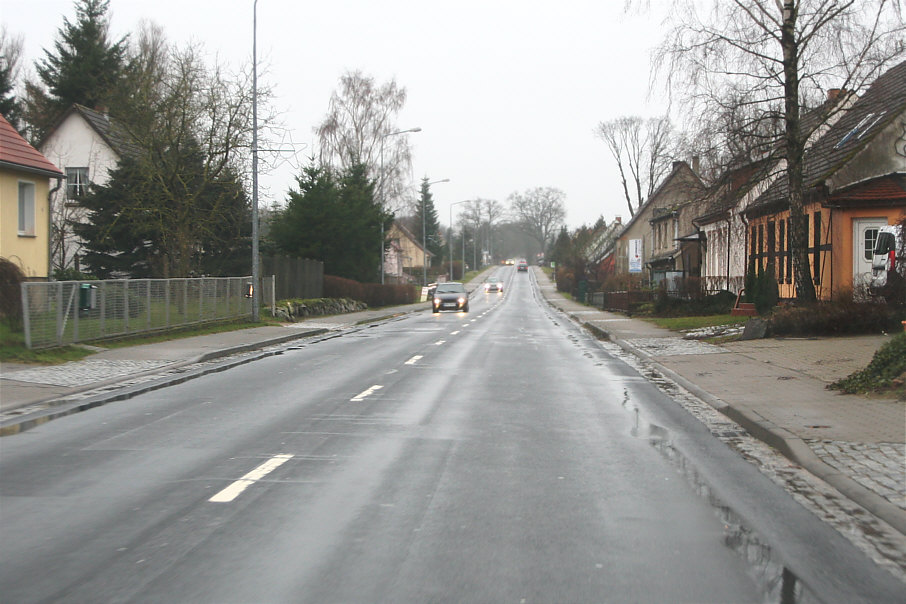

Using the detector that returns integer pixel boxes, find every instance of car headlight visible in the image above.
[457,297,466,304]
[433,298,441,305]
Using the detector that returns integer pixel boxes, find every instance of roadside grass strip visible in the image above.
[209,454,294,503]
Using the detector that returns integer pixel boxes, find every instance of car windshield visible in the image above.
[436,283,465,294]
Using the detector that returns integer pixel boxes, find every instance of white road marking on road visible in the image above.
[450,331,460,335]
[208,454,294,503]
[404,355,423,365]
[350,384,383,402]
[435,340,446,346]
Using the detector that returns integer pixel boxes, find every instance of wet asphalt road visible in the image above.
[1,268,903,603]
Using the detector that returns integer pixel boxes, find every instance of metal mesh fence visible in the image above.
[21,276,260,349]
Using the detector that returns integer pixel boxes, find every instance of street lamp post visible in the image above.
[250,0,260,321]
[379,127,421,284]
[423,178,449,286]
[449,200,469,280]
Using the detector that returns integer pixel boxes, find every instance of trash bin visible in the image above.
[79,283,97,311]
[577,280,587,304]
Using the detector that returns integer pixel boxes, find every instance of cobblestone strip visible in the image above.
[3,360,177,387]
[808,440,906,511]
[597,339,906,583]
[625,337,726,356]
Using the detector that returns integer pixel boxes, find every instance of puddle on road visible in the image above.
[621,391,821,604]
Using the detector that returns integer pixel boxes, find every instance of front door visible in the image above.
[853,218,888,292]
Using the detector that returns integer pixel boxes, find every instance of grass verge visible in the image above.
[0,316,281,365]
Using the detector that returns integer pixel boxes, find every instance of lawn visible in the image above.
[641,314,748,332]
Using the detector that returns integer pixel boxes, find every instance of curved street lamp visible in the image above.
[379,127,421,284]
[449,200,469,281]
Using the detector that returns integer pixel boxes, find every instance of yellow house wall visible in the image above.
[0,169,52,279]
[388,224,428,269]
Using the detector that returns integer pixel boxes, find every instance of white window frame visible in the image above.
[65,166,89,199]
[18,181,36,236]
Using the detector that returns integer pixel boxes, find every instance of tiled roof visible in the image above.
[696,158,774,225]
[748,60,906,214]
[826,173,906,205]
[0,114,64,177]
[44,104,142,159]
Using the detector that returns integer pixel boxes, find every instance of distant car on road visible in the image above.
[484,277,503,293]
[517,261,528,272]
[432,282,469,313]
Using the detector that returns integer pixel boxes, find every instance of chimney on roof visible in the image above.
[827,88,842,102]
[615,215,622,224]
[691,155,700,174]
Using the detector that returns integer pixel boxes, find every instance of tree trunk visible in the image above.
[782,1,817,303]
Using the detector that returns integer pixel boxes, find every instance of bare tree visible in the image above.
[508,187,567,250]
[0,25,25,130]
[652,0,905,302]
[595,115,674,217]
[316,70,413,213]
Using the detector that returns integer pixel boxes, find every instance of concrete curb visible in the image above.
[554,303,906,538]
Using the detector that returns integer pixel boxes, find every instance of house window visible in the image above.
[18,181,36,236]
[66,167,89,199]
[863,227,880,261]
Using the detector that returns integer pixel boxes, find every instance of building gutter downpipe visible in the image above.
[47,176,64,280]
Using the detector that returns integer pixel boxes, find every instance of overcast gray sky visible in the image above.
[4,0,673,228]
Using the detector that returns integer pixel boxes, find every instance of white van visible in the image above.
[869,224,904,301]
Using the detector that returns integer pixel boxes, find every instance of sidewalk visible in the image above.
[1,275,904,541]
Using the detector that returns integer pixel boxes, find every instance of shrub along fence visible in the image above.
[20,276,271,349]
[324,275,419,307]
[589,289,656,313]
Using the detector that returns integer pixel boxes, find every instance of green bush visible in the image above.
[768,299,905,336]
[745,264,779,315]
[653,289,737,317]
[0,258,25,327]
[830,332,906,397]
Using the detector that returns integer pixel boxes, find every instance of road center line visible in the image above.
[350,384,383,402]
[404,355,423,365]
[209,454,293,503]
[435,340,446,346]
[450,331,460,335]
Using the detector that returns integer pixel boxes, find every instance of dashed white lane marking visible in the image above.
[350,384,383,402]
[450,331,460,335]
[404,355,423,365]
[435,340,446,346]
[209,454,294,503]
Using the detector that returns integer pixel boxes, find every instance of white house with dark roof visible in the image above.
[39,104,140,273]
